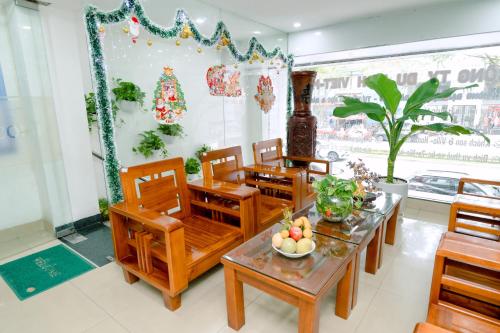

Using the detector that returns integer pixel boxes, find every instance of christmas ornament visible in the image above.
[152,67,187,124]
[98,25,105,42]
[216,45,221,51]
[175,39,181,46]
[254,75,276,113]
[147,39,153,46]
[206,65,226,96]
[129,16,140,43]
[206,65,241,97]
[122,26,129,34]
[197,47,202,53]
[179,24,193,39]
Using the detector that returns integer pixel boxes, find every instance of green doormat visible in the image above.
[0,244,95,300]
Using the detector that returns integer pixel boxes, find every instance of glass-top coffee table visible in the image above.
[221,224,357,333]
[293,205,384,308]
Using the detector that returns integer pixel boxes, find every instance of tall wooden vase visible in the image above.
[287,70,317,166]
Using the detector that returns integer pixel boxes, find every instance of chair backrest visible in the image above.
[252,138,284,166]
[120,157,190,219]
[201,146,245,184]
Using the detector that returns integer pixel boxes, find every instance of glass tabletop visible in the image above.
[357,192,402,216]
[294,205,384,245]
[222,224,357,295]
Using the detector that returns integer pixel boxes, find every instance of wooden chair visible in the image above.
[201,146,291,233]
[252,138,331,208]
[449,177,500,241]
[427,232,500,330]
[413,322,452,333]
[109,157,244,311]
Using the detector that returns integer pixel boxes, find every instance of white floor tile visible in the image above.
[0,283,107,333]
[83,318,129,333]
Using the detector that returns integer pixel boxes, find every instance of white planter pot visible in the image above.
[187,173,201,182]
[376,177,408,215]
[119,100,139,113]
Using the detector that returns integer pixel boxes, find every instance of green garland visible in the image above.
[84,0,294,203]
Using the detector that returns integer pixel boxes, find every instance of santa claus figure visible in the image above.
[155,98,166,121]
[129,16,140,44]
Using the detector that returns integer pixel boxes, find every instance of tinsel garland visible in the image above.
[84,0,294,203]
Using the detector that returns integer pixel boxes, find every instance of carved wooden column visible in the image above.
[287,70,317,166]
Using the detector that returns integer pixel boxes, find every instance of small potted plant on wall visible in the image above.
[185,157,201,182]
[157,123,185,144]
[132,130,168,158]
[111,78,146,112]
[332,74,489,211]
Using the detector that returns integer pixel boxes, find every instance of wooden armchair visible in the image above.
[109,158,243,311]
[252,138,331,208]
[449,177,500,241]
[201,146,291,233]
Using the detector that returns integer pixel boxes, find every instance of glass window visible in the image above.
[303,45,500,202]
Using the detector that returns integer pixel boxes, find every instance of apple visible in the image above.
[289,226,303,241]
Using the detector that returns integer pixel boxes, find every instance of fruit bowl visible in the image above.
[273,241,316,259]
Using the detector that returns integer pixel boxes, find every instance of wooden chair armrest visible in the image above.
[458,177,500,194]
[188,179,259,200]
[283,155,331,176]
[110,202,183,233]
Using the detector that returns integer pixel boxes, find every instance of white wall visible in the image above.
[39,5,100,224]
[289,0,500,57]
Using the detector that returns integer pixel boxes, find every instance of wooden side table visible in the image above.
[221,224,357,333]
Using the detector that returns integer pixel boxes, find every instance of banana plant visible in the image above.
[332,73,489,183]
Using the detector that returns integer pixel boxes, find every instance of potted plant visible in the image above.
[195,144,212,160]
[312,175,361,222]
[111,78,146,112]
[157,123,185,137]
[132,130,168,158]
[333,74,489,210]
[85,92,121,130]
[185,157,201,181]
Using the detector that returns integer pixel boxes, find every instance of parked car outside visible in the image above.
[409,170,500,197]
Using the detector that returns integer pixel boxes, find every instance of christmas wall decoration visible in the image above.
[128,16,140,43]
[206,65,242,97]
[153,67,187,124]
[84,0,294,203]
[254,75,276,113]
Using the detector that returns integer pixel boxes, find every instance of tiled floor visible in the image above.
[0,214,447,333]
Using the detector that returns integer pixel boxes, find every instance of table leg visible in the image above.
[298,299,320,333]
[335,258,354,319]
[385,203,400,245]
[378,217,388,269]
[352,252,361,309]
[365,226,382,274]
[224,266,245,330]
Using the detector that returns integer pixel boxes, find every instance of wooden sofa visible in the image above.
[109,157,249,310]
[201,146,291,233]
[448,177,500,241]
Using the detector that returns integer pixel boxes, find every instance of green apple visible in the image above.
[281,238,297,254]
[296,238,312,254]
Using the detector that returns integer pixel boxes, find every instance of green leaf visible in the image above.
[333,97,386,122]
[404,109,453,122]
[410,123,490,143]
[404,78,439,113]
[364,74,401,114]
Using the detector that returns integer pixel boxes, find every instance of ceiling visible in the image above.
[200,0,463,32]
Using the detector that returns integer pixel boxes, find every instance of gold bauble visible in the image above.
[221,36,230,46]
[122,27,129,34]
[175,39,181,46]
[147,39,153,47]
[251,52,260,61]
[180,24,193,39]
[98,26,105,33]
[197,47,202,53]
[216,45,221,51]
[248,60,253,64]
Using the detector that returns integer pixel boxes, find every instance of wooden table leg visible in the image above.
[378,217,388,269]
[298,299,320,333]
[352,252,361,309]
[385,203,400,245]
[335,258,354,319]
[365,226,382,274]
[224,266,245,330]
